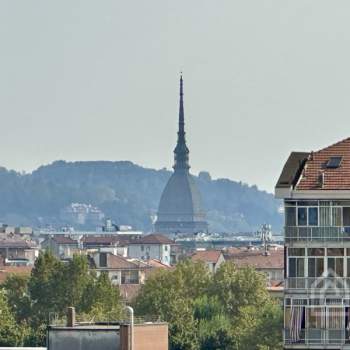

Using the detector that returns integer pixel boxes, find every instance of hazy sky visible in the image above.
[1,1,350,192]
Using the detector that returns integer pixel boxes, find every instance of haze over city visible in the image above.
[2,1,350,192]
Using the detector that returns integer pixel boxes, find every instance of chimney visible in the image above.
[67,307,76,327]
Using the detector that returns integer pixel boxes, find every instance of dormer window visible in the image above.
[326,156,342,169]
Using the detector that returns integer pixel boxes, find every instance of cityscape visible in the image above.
[1,2,350,350]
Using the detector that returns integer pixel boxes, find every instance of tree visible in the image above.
[0,290,22,346]
[1,274,31,323]
[80,272,123,320]
[212,262,270,315]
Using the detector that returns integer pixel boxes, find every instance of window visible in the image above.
[298,208,307,226]
[327,248,344,256]
[288,248,305,256]
[288,257,304,277]
[141,245,144,251]
[327,258,344,277]
[308,207,318,226]
[326,156,342,168]
[164,245,168,251]
[308,258,324,277]
[332,207,342,226]
[308,248,325,256]
[285,207,296,226]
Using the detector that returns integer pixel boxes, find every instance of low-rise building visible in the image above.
[42,236,80,259]
[0,238,39,265]
[224,247,284,287]
[191,250,225,273]
[82,236,129,257]
[127,234,174,265]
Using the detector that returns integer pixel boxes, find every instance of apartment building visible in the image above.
[275,137,350,349]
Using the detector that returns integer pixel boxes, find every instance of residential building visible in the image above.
[127,234,174,265]
[0,265,32,284]
[191,250,225,273]
[0,238,38,265]
[224,247,284,287]
[275,137,350,349]
[155,76,208,235]
[42,236,80,259]
[82,236,130,257]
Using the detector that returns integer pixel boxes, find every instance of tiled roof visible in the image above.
[147,259,172,269]
[128,234,174,245]
[52,236,78,245]
[0,239,37,249]
[106,254,142,269]
[224,249,284,269]
[82,236,133,246]
[0,266,32,284]
[294,137,350,190]
[191,250,223,264]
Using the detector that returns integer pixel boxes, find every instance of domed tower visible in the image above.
[155,75,208,235]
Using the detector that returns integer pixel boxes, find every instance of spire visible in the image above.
[173,74,190,171]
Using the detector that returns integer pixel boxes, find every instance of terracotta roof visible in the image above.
[106,254,143,269]
[0,239,37,249]
[128,234,174,245]
[224,249,284,269]
[52,236,78,245]
[82,236,133,246]
[191,250,223,264]
[294,137,350,190]
[147,259,172,269]
[0,266,32,284]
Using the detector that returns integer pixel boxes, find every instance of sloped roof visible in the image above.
[224,249,284,269]
[106,254,141,269]
[128,234,174,245]
[275,152,309,188]
[296,137,350,190]
[52,236,78,245]
[0,239,37,249]
[191,250,223,264]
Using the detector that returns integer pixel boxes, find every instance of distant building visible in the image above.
[41,236,80,259]
[127,234,175,265]
[0,238,38,265]
[224,247,284,287]
[191,250,225,273]
[155,76,208,235]
[60,203,105,226]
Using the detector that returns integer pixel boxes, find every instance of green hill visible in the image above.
[0,160,283,233]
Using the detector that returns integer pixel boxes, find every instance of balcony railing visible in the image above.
[286,277,350,290]
[285,226,350,243]
[284,329,350,346]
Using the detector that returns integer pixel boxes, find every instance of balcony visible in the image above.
[286,277,350,290]
[285,226,350,243]
[284,329,350,347]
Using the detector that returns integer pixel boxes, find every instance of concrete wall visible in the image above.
[48,327,120,350]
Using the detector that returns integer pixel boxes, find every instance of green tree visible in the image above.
[0,290,22,346]
[2,274,31,323]
[80,272,123,320]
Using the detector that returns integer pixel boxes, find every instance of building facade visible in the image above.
[276,138,350,349]
[155,76,208,235]
[127,234,174,265]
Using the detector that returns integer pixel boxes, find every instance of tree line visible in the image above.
[0,251,282,349]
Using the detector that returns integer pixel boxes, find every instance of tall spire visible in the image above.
[173,74,190,171]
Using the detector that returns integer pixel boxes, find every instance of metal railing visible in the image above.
[284,329,350,346]
[286,277,350,290]
[285,226,350,243]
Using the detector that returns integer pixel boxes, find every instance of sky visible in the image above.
[1,1,350,193]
